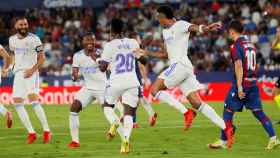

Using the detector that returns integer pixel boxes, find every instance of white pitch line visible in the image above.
[0,122,266,140]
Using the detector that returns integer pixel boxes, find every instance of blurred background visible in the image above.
[0,0,279,85]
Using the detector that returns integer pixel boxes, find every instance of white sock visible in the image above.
[104,107,118,124]
[198,102,226,129]
[123,115,133,141]
[15,104,35,133]
[0,104,7,116]
[140,98,155,117]
[115,101,124,117]
[69,112,79,143]
[156,91,188,114]
[104,106,124,139]
[32,103,50,132]
[270,136,277,140]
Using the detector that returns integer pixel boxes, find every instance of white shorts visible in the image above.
[105,85,139,108]
[158,62,203,96]
[13,70,40,98]
[74,87,105,108]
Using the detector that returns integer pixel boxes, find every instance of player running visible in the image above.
[208,20,280,150]
[0,44,12,128]
[9,17,51,144]
[68,32,109,148]
[98,18,142,154]
[134,5,233,148]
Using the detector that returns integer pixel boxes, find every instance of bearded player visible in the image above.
[9,16,51,144]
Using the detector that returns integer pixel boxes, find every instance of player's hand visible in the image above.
[207,22,222,31]
[133,48,146,58]
[1,69,9,78]
[238,91,245,99]
[237,86,245,99]
[24,69,34,78]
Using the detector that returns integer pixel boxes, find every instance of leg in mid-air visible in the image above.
[151,78,195,130]
[0,104,12,128]
[103,101,124,141]
[28,93,51,144]
[139,97,157,126]
[178,74,234,148]
[208,108,236,149]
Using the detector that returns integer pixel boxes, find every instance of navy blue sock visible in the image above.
[220,109,234,141]
[133,114,137,123]
[252,110,275,137]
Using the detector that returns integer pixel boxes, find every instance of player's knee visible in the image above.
[13,97,24,104]
[123,104,135,116]
[102,102,114,109]
[28,93,39,102]
[70,100,82,113]
[187,92,202,109]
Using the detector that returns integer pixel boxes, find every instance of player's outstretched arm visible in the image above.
[188,22,222,34]
[0,47,11,77]
[234,59,245,99]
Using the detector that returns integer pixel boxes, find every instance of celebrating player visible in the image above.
[9,17,51,144]
[68,32,108,148]
[208,20,279,150]
[0,44,12,128]
[98,18,142,154]
[134,5,233,148]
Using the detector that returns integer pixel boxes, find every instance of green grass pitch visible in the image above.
[0,102,280,158]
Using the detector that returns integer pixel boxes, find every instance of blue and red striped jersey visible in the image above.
[230,36,257,88]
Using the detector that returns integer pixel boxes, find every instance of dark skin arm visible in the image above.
[0,48,11,77]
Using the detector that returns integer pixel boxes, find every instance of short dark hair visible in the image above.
[83,31,95,38]
[111,18,124,34]
[228,20,243,33]
[15,15,27,22]
[157,5,174,19]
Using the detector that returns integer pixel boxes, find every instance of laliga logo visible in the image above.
[44,0,82,8]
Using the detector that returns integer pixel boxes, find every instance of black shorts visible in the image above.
[276,77,280,88]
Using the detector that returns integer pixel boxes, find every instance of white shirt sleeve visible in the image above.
[8,37,15,52]
[101,43,113,62]
[72,54,80,68]
[177,20,193,33]
[33,36,43,53]
[0,44,3,50]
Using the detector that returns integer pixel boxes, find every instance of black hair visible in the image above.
[228,20,244,33]
[83,31,95,38]
[111,18,124,34]
[157,5,174,19]
[15,15,27,22]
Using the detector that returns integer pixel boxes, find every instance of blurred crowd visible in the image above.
[0,0,280,79]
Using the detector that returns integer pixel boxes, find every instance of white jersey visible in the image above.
[72,49,106,91]
[162,20,193,68]
[9,33,43,72]
[101,38,140,88]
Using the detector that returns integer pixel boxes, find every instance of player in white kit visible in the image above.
[68,32,107,148]
[98,18,141,154]
[0,44,13,128]
[9,17,51,144]
[134,6,234,147]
